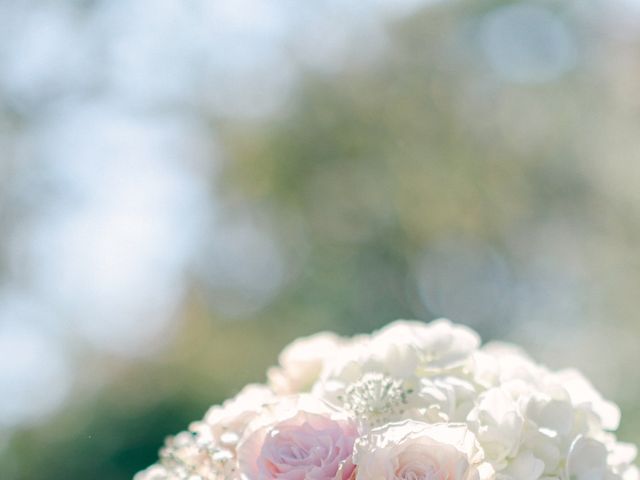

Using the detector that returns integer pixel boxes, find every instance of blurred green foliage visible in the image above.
[2,1,640,479]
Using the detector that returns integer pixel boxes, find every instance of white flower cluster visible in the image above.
[135,319,638,480]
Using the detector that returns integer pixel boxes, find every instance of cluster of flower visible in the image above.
[135,319,638,480]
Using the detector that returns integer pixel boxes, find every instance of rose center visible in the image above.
[397,464,446,480]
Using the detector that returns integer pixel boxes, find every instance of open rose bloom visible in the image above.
[135,319,638,480]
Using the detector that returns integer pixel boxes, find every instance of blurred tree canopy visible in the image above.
[2,1,640,479]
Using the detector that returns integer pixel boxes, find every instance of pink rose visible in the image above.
[237,395,358,480]
[353,421,494,480]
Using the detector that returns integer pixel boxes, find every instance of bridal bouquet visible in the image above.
[135,319,638,480]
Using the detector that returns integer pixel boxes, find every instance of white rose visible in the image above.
[416,377,457,423]
[476,343,547,388]
[566,436,608,480]
[495,451,544,480]
[373,319,480,374]
[202,384,276,453]
[606,441,638,480]
[512,381,574,475]
[466,386,524,468]
[553,369,620,431]
[353,420,494,480]
[268,332,346,394]
[621,465,640,480]
[320,320,479,389]
[316,320,479,414]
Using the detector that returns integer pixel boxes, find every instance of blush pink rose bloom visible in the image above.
[237,395,358,480]
[353,420,494,480]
